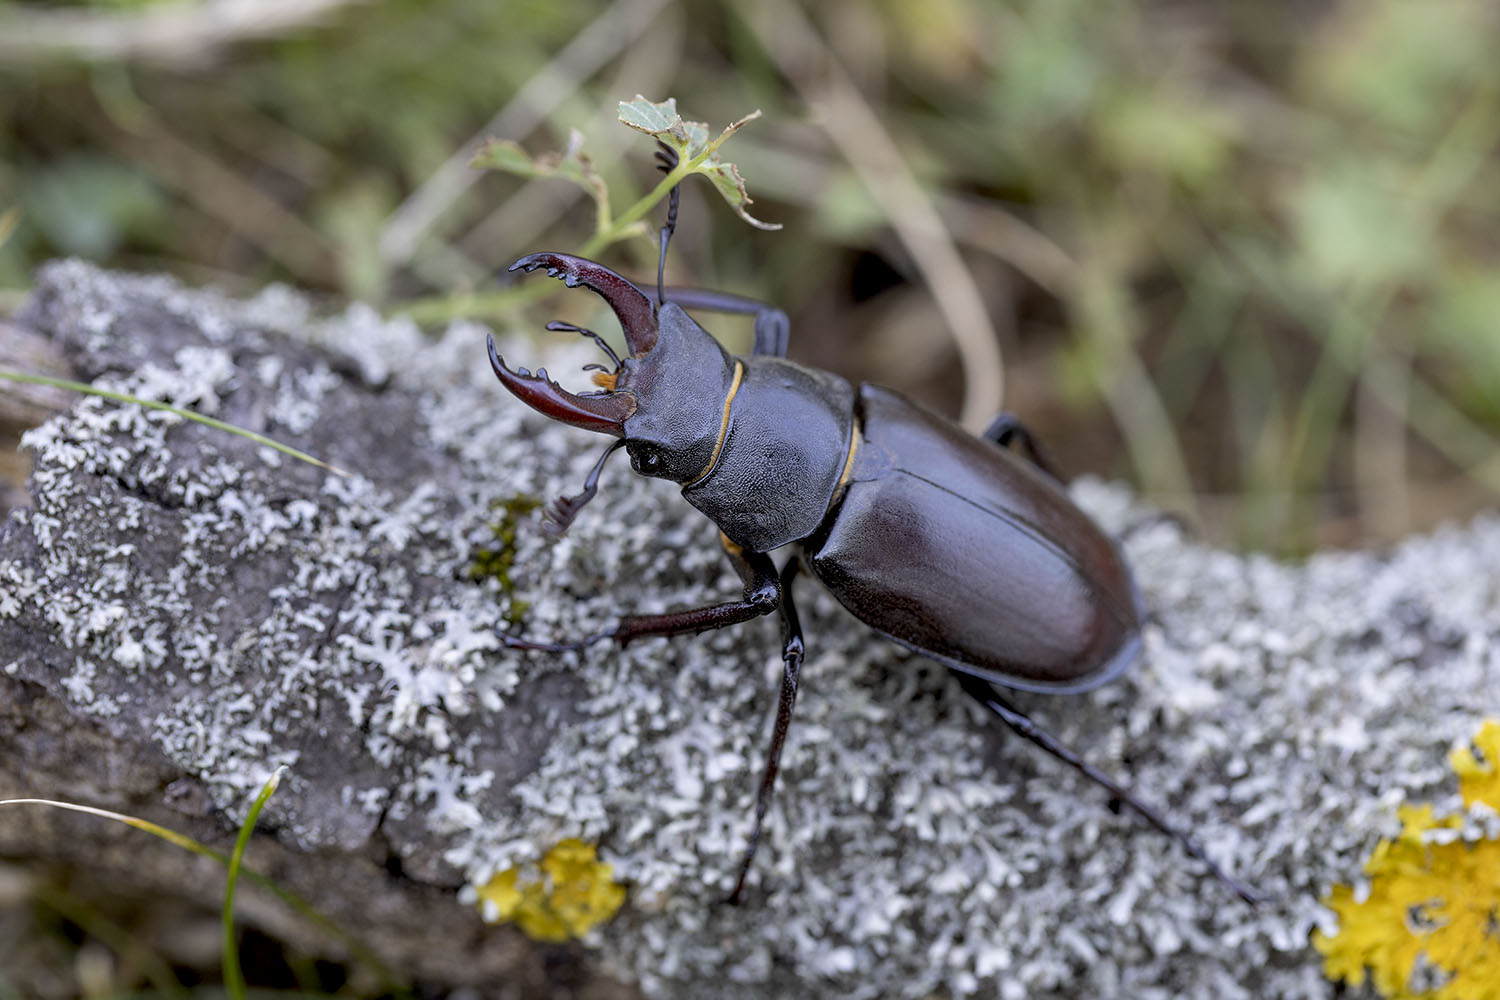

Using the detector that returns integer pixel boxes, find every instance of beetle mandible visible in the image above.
[489,150,1258,905]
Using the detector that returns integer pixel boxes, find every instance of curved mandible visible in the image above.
[508,252,658,355]
[487,334,636,436]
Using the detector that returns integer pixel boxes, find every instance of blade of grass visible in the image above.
[0,205,20,251]
[223,767,285,1000]
[1069,258,1198,511]
[0,797,408,994]
[0,369,349,477]
[1279,90,1499,513]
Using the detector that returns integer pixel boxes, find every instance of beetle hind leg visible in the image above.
[982,412,1061,480]
[726,558,806,905]
[952,671,1264,905]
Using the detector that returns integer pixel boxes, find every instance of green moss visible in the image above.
[468,494,541,625]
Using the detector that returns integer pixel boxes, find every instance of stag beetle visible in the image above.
[488,155,1258,905]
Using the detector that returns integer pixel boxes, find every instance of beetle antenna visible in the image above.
[655,142,680,308]
[546,320,622,369]
[543,439,626,535]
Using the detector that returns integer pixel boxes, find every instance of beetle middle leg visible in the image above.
[726,557,805,905]
[498,534,782,651]
[952,671,1263,904]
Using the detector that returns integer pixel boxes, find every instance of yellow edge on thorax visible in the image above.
[831,421,861,503]
[685,361,744,488]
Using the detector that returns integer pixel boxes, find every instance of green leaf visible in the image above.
[700,155,779,231]
[618,95,691,146]
[472,129,608,212]
[617,96,781,231]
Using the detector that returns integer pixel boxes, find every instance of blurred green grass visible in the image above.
[1,0,1498,559]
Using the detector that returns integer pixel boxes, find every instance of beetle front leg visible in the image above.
[952,671,1264,904]
[541,439,625,536]
[605,537,781,645]
[498,535,781,651]
[659,286,790,358]
[726,558,805,905]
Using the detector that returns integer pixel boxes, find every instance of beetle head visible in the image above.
[491,251,736,484]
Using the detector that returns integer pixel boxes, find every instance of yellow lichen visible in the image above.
[1314,719,1500,1000]
[474,839,626,942]
[1451,719,1500,810]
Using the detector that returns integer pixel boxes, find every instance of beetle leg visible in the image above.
[542,439,625,536]
[497,536,781,652]
[727,558,805,905]
[951,671,1264,905]
[648,141,790,355]
[657,286,791,358]
[982,413,1061,480]
[751,307,790,358]
[604,539,780,645]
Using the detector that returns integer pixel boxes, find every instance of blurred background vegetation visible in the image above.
[2,1,1499,995]
[4,0,1500,554]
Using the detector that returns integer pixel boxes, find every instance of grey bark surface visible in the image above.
[2,261,1497,998]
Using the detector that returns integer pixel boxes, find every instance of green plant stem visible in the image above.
[396,133,733,326]
[0,369,349,477]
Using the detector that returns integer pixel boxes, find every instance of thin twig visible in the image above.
[0,0,365,66]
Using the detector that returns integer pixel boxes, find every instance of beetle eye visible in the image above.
[632,445,663,475]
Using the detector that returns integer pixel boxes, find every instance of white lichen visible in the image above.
[6,262,1500,998]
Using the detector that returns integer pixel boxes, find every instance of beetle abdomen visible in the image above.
[805,386,1143,693]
